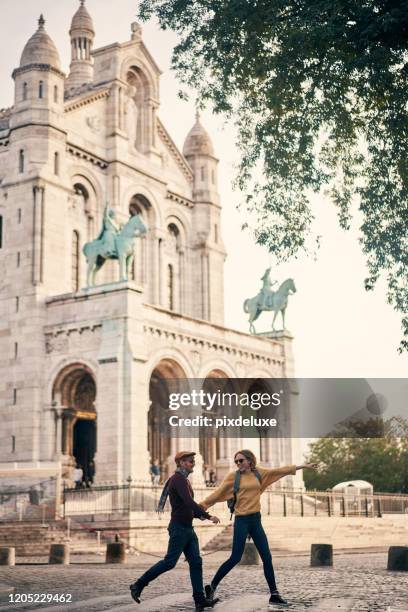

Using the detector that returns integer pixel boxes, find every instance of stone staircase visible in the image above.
[203,516,408,552]
[0,520,107,556]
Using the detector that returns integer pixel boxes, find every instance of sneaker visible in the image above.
[269,591,288,606]
[195,596,220,610]
[205,584,217,601]
[129,581,144,604]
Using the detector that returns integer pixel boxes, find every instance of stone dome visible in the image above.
[20,15,61,69]
[70,0,95,34]
[183,112,215,157]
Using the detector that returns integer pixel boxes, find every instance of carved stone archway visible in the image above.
[52,364,97,482]
[148,359,188,481]
[200,370,237,482]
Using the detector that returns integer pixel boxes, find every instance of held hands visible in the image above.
[210,515,220,524]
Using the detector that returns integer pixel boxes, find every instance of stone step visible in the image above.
[0,520,108,556]
[203,518,408,552]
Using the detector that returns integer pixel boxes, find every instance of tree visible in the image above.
[139,0,408,350]
[304,420,408,493]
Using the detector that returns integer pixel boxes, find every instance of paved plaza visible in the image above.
[0,551,407,611]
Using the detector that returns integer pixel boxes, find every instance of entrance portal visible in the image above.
[73,419,96,484]
[148,359,186,481]
[52,364,97,483]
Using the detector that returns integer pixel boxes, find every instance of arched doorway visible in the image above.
[148,359,187,481]
[53,364,97,484]
[200,371,236,483]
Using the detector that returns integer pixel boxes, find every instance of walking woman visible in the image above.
[199,450,317,607]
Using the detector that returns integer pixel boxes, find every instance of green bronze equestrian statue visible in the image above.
[83,204,147,287]
[243,268,296,334]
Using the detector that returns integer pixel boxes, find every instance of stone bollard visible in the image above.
[311,543,333,567]
[49,544,70,565]
[239,541,260,566]
[387,546,408,571]
[106,542,126,564]
[0,547,15,566]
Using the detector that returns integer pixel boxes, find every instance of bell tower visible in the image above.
[66,0,95,90]
[183,113,226,324]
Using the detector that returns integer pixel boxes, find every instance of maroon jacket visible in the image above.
[168,472,211,527]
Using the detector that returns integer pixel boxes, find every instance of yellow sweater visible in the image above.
[199,465,296,516]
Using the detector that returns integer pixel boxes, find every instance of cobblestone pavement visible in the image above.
[0,552,407,612]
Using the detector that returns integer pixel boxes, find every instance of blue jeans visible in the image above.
[212,512,277,593]
[137,522,204,601]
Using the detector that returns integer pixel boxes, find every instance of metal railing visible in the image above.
[62,481,408,519]
[0,478,58,522]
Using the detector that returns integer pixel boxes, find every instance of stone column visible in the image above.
[201,252,209,320]
[215,433,233,481]
[151,232,160,304]
[157,236,163,306]
[53,407,64,459]
[179,249,185,314]
[32,185,44,285]
[141,236,147,286]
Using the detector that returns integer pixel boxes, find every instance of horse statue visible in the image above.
[243,268,296,334]
[83,210,147,287]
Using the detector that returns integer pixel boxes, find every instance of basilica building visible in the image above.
[0,1,301,487]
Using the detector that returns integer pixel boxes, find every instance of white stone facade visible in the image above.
[0,4,302,488]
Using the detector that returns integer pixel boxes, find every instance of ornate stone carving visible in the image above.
[86,116,102,133]
[45,325,102,354]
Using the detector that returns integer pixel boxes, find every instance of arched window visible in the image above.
[72,230,80,291]
[0,215,3,249]
[54,85,58,103]
[129,193,150,217]
[73,182,94,239]
[211,169,215,184]
[19,150,24,173]
[214,224,218,244]
[74,183,89,202]
[167,264,174,311]
[54,152,59,176]
[168,223,180,249]
[23,82,28,101]
[201,166,205,181]
[39,81,44,99]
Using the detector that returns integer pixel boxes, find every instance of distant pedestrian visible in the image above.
[209,468,216,486]
[73,465,83,490]
[203,464,210,485]
[86,460,95,488]
[150,459,160,485]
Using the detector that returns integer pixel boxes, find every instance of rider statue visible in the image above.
[259,268,277,309]
[97,204,120,258]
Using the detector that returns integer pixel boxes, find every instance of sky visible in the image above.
[0,0,407,379]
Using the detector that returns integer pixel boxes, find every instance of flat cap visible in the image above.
[174,451,196,463]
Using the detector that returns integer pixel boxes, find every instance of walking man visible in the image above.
[129,451,220,611]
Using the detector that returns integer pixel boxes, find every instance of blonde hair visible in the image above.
[234,449,257,469]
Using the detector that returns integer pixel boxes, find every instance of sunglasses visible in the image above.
[184,458,195,463]
[235,458,246,465]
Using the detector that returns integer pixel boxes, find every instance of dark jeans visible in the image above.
[137,522,204,601]
[212,512,277,593]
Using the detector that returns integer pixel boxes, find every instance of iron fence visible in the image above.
[0,478,58,522]
[63,482,408,519]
